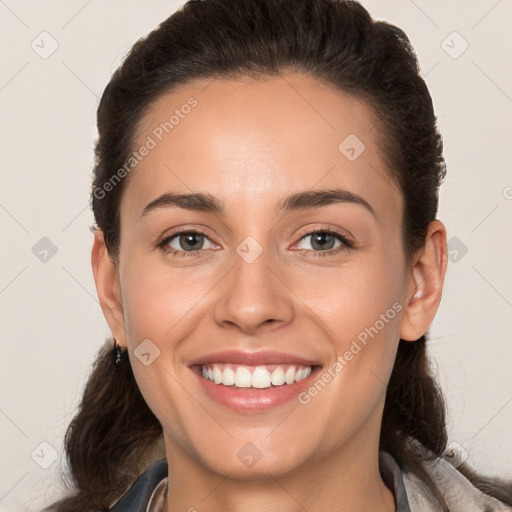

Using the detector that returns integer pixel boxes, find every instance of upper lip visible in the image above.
[188,350,322,367]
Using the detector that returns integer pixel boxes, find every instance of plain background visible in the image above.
[0,0,511,510]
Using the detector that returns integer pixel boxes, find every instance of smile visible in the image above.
[199,363,313,389]
[190,363,323,412]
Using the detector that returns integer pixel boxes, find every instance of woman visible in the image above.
[45,0,512,511]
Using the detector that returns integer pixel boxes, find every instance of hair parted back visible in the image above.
[45,1,512,510]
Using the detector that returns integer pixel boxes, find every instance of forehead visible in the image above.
[122,72,402,226]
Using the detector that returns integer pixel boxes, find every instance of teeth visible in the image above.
[234,366,252,387]
[213,365,223,384]
[285,366,296,385]
[200,363,314,389]
[222,366,235,386]
[271,367,285,386]
[251,366,270,388]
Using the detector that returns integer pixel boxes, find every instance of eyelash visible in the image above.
[156,227,354,259]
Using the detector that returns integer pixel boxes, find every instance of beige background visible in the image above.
[0,0,511,510]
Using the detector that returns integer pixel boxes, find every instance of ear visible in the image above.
[91,229,127,348]
[400,220,448,341]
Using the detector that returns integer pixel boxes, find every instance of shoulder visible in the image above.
[401,451,512,512]
[109,459,168,512]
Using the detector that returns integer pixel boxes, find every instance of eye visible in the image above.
[156,227,353,259]
[293,229,353,256]
[157,230,217,257]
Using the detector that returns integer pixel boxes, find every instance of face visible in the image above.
[102,71,420,478]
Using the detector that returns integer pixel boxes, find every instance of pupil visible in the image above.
[181,233,202,251]
[312,233,335,250]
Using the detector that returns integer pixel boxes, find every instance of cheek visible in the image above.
[120,253,215,343]
[120,254,201,436]
[312,252,405,395]
[313,251,404,346]
[297,263,404,447]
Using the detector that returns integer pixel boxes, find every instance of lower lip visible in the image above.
[190,365,322,412]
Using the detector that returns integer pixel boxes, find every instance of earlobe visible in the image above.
[91,229,127,347]
[399,220,448,342]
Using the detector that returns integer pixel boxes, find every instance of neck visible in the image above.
[162,428,396,512]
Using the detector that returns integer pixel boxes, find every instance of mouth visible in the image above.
[189,362,323,412]
[192,362,317,389]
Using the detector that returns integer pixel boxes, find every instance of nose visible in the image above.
[213,246,294,335]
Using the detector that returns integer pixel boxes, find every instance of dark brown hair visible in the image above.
[45,0,511,510]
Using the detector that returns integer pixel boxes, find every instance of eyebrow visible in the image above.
[140,188,377,219]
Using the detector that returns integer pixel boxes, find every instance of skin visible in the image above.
[92,71,448,512]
